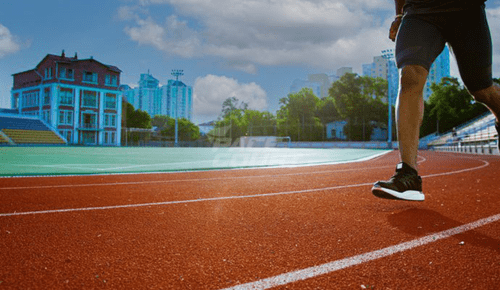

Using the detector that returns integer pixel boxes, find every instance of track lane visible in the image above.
[0,153,417,215]
[1,151,499,289]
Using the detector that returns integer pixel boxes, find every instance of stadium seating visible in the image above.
[426,112,498,154]
[1,129,65,144]
[0,115,67,145]
[0,133,10,144]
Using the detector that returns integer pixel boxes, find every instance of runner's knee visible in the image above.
[399,65,428,93]
[470,83,500,104]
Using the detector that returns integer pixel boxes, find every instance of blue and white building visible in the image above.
[10,51,122,146]
[290,68,353,99]
[364,46,451,105]
[123,73,193,121]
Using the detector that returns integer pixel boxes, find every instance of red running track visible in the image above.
[1,151,500,289]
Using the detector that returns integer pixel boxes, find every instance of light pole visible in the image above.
[382,49,395,148]
[171,69,184,146]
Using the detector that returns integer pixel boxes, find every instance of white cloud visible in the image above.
[117,6,138,21]
[124,15,201,58]
[193,74,267,121]
[0,24,21,58]
[120,0,394,72]
[121,1,500,78]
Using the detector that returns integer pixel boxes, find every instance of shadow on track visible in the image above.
[388,208,500,253]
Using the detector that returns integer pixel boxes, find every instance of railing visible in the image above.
[428,117,498,155]
[79,123,98,129]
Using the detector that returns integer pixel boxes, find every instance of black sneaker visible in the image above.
[372,163,424,201]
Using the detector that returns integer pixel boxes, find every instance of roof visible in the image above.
[12,53,122,76]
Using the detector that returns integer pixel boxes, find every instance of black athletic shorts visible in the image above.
[395,5,493,92]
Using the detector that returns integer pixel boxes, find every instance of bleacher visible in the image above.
[0,114,67,146]
[0,132,11,144]
[426,112,498,155]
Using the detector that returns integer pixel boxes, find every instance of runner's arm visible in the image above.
[389,0,406,41]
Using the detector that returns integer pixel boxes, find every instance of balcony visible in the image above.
[78,123,101,131]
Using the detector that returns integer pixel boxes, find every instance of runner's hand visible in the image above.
[389,17,402,42]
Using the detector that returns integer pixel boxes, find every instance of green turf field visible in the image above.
[0,146,390,176]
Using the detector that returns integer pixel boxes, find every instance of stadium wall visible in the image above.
[287,141,398,149]
[431,144,499,155]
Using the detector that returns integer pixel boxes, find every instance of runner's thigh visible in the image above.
[396,14,446,71]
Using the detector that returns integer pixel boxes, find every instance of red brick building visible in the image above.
[11,51,122,145]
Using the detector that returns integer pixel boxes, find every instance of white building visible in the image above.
[123,73,193,121]
[11,51,122,146]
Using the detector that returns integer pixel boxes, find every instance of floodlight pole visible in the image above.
[382,49,395,149]
[171,69,184,147]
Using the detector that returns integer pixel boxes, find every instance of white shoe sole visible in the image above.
[372,186,425,201]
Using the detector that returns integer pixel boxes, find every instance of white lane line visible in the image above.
[0,157,489,217]
[0,165,394,191]
[0,155,428,191]
[221,213,500,290]
[0,182,373,217]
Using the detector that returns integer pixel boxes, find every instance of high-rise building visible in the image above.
[10,51,122,146]
[290,68,353,99]
[363,56,388,80]
[381,49,399,106]
[163,80,193,120]
[123,73,193,121]
[290,75,325,98]
[424,45,451,99]
[363,46,450,104]
[330,67,353,83]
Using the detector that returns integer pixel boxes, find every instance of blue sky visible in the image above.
[1,0,499,125]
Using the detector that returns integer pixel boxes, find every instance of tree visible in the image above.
[212,97,248,144]
[123,102,152,129]
[175,118,201,142]
[151,115,171,132]
[210,97,279,145]
[423,77,488,135]
[329,73,388,141]
[152,115,200,142]
[317,96,341,125]
[221,96,248,119]
[121,102,152,145]
[243,110,277,136]
[276,88,323,141]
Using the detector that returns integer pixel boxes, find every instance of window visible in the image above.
[105,93,117,109]
[81,113,98,129]
[22,91,40,107]
[59,130,72,143]
[104,113,116,127]
[105,75,118,86]
[83,71,98,83]
[22,111,39,117]
[59,88,74,105]
[43,89,51,105]
[42,110,51,123]
[104,131,116,145]
[44,67,53,79]
[82,132,97,145]
[58,110,73,125]
[83,91,97,108]
[59,68,74,80]
[13,95,19,109]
